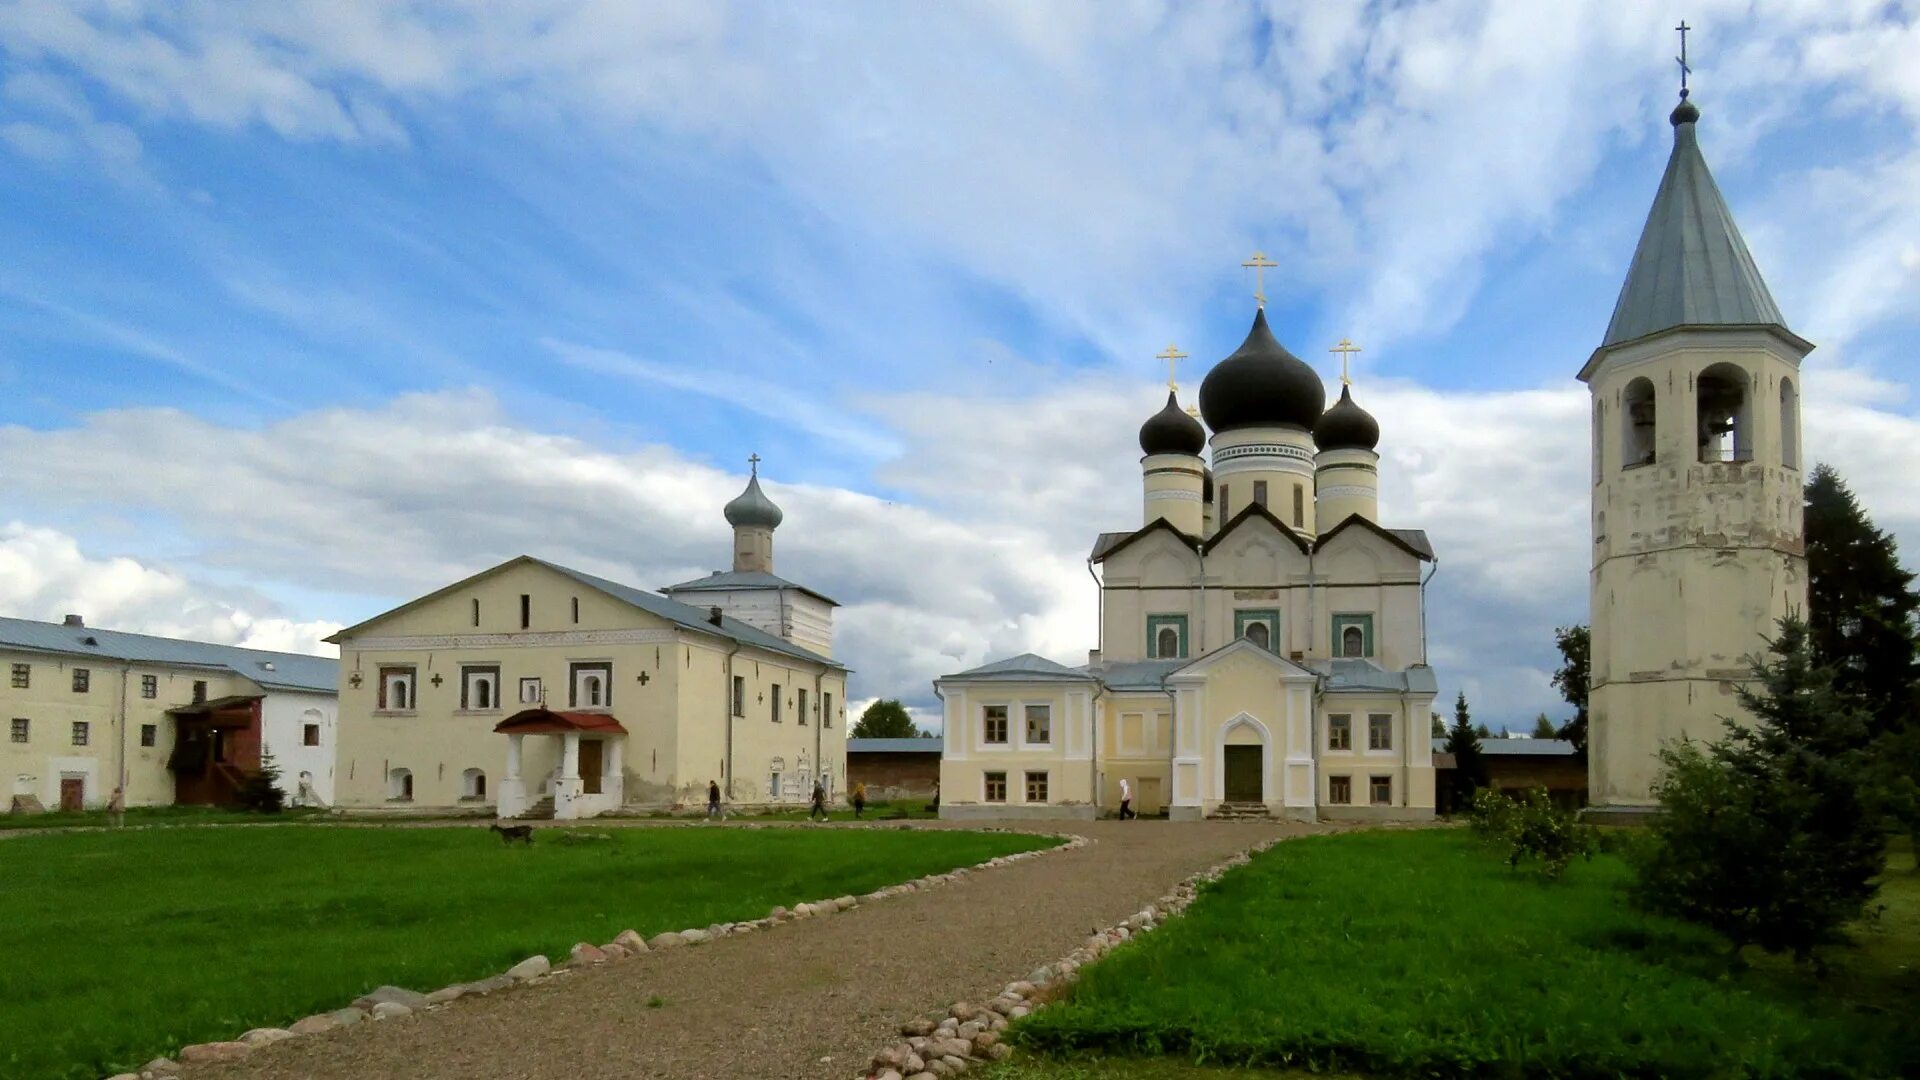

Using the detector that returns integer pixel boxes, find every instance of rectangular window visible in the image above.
[519,677,542,704]
[140,674,157,699]
[72,668,90,693]
[1370,775,1393,805]
[191,680,207,704]
[823,692,833,729]
[570,662,612,709]
[1293,483,1305,527]
[1025,771,1049,803]
[302,723,320,747]
[1328,714,1352,751]
[732,675,746,717]
[1328,775,1351,805]
[1333,614,1375,659]
[378,666,417,711]
[71,721,89,746]
[9,663,26,689]
[984,771,1008,802]
[8,718,26,743]
[472,598,480,627]
[983,705,1008,744]
[1024,704,1052,745]
[1234,609,1279,652]
[1220,483,1230,521]
[520,593,531,629]
[1252,480,1268,506]
[771,683,783,723]
[1147,614,1189,659]
[1368,713,1393,751]
[571,596,580,624]
[797,687,808,726]
[140,724,157,748]
[461,665,502,711]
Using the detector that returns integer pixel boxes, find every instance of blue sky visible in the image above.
[3,1,1919,730]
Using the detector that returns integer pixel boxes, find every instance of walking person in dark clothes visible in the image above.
[707,779,724,820]
[809,780,830,821]
[851,781,867,819]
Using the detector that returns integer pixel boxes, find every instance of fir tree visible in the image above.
[1550,624,1590,753]
[1531,713,1558,739]
[1631,617,1885,965]
[238,746,286,814]
[1444,691,1489,811]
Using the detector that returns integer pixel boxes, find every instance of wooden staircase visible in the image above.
[1208,801,1271,821]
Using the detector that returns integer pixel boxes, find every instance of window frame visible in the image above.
[8,717,27,743]
[1369,774,1393,806]
[71,720,90,746]
[139,674,158,699]
[377,666,418,712]
[72,668,90,693]
[8,663,27,689]
[771,682,783,723]
[1293,483,1305,527]
[797,687,808,727]
[303,723,321,747]
[569,662,613,710]
[823,692,833,729]
[1331,613,1375,658]
[140,723,157,748]
[460,664,502,712]
[1234,609,1280,653]
[1146,614,1190,659]
[1023,703,1052,746]
[982,705,1009,745]
[731,675,746,717]
[1328,774,1351,805]
[1024,770,1050,804]
[984,771,1008,803]
[519,677,542,705]
[1327,713,1352,752]
[1252,479,1268,507]
[1367,713,1394,752]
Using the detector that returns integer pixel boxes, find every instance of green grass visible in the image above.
[0,804,335,830]
[0,824,1054,1080]
[730,799,941,823]
[979,1060,1358,1080]
[1014,830,1918,1079]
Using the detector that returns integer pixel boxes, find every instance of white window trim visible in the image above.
[376,668,417,715]
[1364,712,1398,757]
[982,769,1009,803]
[1021,768,1051,805]
[972,698,1065,754]
[1023,703,1053,748]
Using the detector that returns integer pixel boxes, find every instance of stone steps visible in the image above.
[1208,802,1271,821]
[520,796,556,821]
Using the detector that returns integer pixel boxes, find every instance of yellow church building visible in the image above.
[328,462,848,819]
[938,301,1438,822]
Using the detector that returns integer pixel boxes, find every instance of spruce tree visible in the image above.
[1550,624,1590,753]
[238,746,286,814]
[1444,691,1488,811]
[1530,714,1558,739]
[1804,464,1918,731]
[1632,617,1885,964]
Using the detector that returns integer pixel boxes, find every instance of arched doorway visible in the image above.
[1221,716,1266,803]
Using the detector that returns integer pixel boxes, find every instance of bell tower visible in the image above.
[1583,71,1810,808]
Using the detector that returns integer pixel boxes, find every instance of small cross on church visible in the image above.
[1156,343,1188,391]
[747,452,761,477]
[1329,338,1362,386]
[1241,251,1277,308]
[636,671,650,685]
[1675,20,1692,98]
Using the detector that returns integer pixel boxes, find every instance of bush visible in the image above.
[235,749,285,814]
[1471,787,1594,880]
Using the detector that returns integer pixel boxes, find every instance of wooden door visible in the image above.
[59,777,84,812]
[578,739,604,795]
[1223,746,1262,802]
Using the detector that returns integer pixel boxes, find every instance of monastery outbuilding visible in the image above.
[328,462,848,820]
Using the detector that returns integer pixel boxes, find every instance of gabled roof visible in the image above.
[1313,514,1435,562]
[0,616,337,693]
[495,708,628,735]
[1089,517,1200,564]
[938,652,1099,682]
[847,737,944,754]
[660,569,839,607]
[328,556,843,671]
[1167,637,1317,681]
[1588,98,1807,376]
[1200,502,1311,556]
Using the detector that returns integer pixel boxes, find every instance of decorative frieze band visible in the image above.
[1317,485,1375,499]
[1145,489,1203,502]
[347,629,679,652]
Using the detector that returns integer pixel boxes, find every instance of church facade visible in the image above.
[938,306,1437,822]
[328,463,849,819]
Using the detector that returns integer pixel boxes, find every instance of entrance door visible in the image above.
[1223,746,1262,802]
[578,739,604,795]
[59,777,84,812]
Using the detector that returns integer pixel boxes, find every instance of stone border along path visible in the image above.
[858,837,1285,1080]
[168,819,1324,1080]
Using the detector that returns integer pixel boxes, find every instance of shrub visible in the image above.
[235,749,285,814]
[1471,787,1593,879]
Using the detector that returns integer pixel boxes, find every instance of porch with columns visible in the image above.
[494,708,628,820]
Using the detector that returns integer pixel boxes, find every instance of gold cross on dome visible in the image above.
[1329,338,1362,386]
[1241,251,1278,308]
[1155,343,1188,391]
[747,452,761,476]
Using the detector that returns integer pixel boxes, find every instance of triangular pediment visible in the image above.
[1165,638,1317,683]
[1201,502,1311,555]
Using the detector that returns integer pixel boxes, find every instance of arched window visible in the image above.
[1621,378,1656,468]
[1342,625,1366,657]
[476,680,492,709]
[388,768,413,801]
[584,675,603,706]
[1156,627,1179,658]
[1780,377,1800,469]
[462,768,487,800]
[1245,622,1271,651]
[1592,399,1604,483]
[1697,363,1752,462]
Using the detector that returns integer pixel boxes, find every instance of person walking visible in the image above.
[108,785,126,828]
[1118,777,1136,820]
[808,780,830,822]
[707,780,724,821]
[851,781,867,819]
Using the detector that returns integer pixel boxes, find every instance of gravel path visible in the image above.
[186,819,1326,1080]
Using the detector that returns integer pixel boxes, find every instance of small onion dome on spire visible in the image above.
[1670,95,1700,126]
[1198,307,1326,432]
[1138,390,1206,456]
[724,468,783,529]
[1313,384,1380,451]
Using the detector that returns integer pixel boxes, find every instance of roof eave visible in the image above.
[1579,322,1814,382]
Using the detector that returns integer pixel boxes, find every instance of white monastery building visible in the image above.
[1,615,337,811]
[328,461,849,820]
[1583,87,1810,809]
[939,299,1439,822]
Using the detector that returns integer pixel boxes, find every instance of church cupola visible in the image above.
[1199,291,1326,537]
[1139,385,1206,536]
[1314,383,1382,526]
[1313,385,1380,451]
[725,456,783,573]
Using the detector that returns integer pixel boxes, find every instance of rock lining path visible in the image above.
[186,819,1325,1080]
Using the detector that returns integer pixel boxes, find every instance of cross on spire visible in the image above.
[1155,343,1188,391]
[1675,20,1692,99]
[1329,338,1362,386]
[1241,251,1278,308]
[747,452,761,477]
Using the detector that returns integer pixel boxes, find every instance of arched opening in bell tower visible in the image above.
[1621,378,1656,468]
[1696,364,1752,462]
[1780,377,1800,469]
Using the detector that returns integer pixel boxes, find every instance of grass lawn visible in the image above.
[1013,830,1918,1079]
[0,824,1055,1080]
[0,805,336,831]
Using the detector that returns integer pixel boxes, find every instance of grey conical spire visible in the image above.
[1600,96,1788,348]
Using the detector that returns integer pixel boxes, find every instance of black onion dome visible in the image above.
[1138,390,1206,456]
[1313,385,1380,451]
[1198,308,1326,432]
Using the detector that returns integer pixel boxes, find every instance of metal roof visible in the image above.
[0,616,337,693]
[1429,736,1578,757]
[1600,100,1788,351]
[1311,658,1439,694]
[938,652,1098,682]
[1087,658,1186,691]
[660,569,839,607]
[847,738,943,754]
